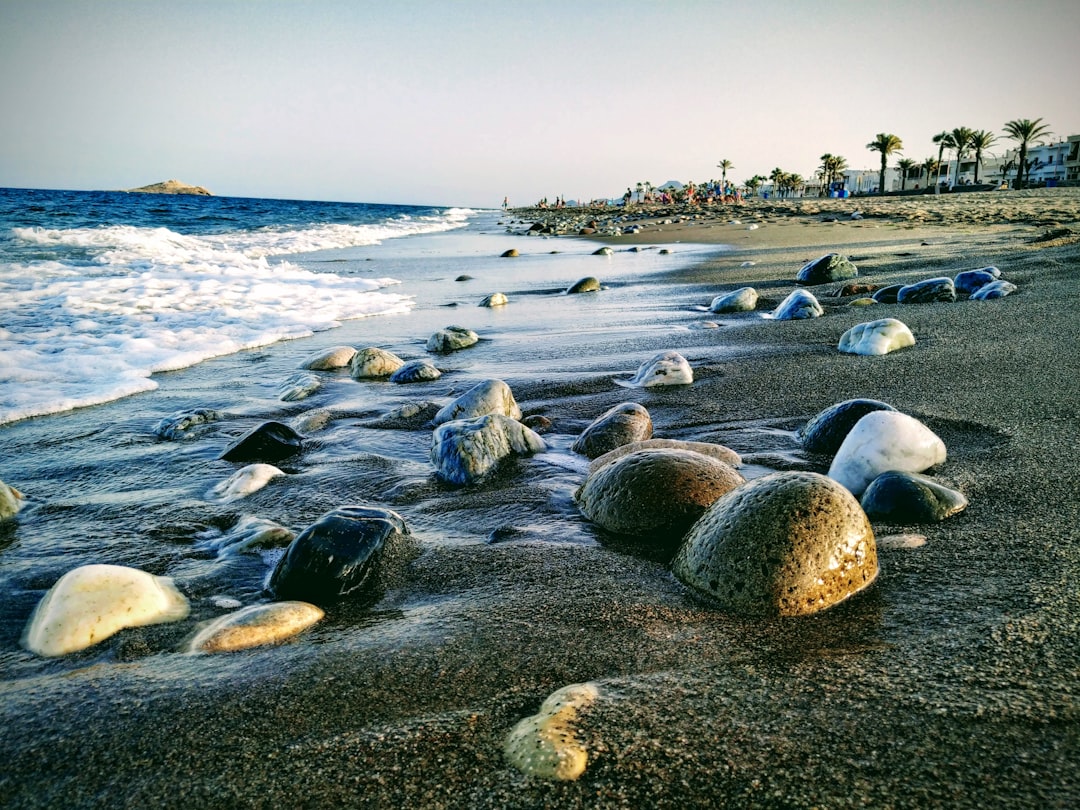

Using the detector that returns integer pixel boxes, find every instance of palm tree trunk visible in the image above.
[1015,145,1027,189]
[879,154,887,195]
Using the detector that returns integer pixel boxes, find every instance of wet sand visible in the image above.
[2,189,1079,808]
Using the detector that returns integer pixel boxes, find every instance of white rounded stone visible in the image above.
[433,379,522,425]
[837,318,916,356]
[616,350,693,388]
[186,601,324,653]
[349,347,405,379]
[1,479,24,520]
[828,411,947,496]
[426,325,479,353]
[206,463,284,503]
[504,682,599,781]
[301,345,356,370]
[709,287,758,313]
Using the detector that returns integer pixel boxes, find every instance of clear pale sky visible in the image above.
[2,0,1077,208]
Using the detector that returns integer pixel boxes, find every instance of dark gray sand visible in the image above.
[2,192,1079,808]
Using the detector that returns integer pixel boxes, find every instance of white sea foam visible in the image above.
[0,212,472,424]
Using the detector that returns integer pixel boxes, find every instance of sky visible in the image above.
[1,0,1078,208]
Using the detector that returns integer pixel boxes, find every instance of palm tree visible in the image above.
[769,167,785,198]
[946,127,975,185]
[867,133,903,195]
[744,175,766,197]
[921,157,940,189]
[1003,118,1052,188]
[896,158,917,191]
[787,173,804,198]
[717,159,734,190]
[932,131,950,189]
[968,130,996,184]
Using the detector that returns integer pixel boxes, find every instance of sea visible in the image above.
[0,186,726,677]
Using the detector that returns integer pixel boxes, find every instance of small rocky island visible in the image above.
[123,179,212,195]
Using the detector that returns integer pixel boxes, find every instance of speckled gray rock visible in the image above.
[871,284,904,304]
[389,359,442,383]
[278,372,322,402]
[796,253,859,286]
[575,449,744,538]
[431,414,546,485]
[799,398,897,456]
[955,267,1001,296]
[367,401,442,430]
[426,325,479,353]
[219,421,303,464]
[897,277,956,304]
[268,506,410,604]
[709,287,758,313]
[566,277,601,294]
[433,379,522,425]
[571,403,653,459]
[589,440,741,473]
[672,471,878,617]
[768,289,823,320]
[860,471,968,523]
[970,280,1017,300]
[349,347,405,379]
[153,408,223,440]
[301,345,357,370]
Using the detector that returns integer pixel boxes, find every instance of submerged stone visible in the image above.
[480,292,509,307]
[194,516,295,558]
[206,463,284,503]
[566,277,601,294]
[616,350,693,387]
[186,601,324,653]
[828,410,947,496]
[23,564,190,657]
[389,359,442,383]
[219,421,303,464]
[970,280,1017,300]
[278,372,321,402]
[433,379,522,425]
[589,439,741,472]
[430,414,546,485]
[153,408,223,440]
[504,682,599,781]
[767,289,823,320]
[672,472,878,617]
[898,277,956,304]
[426,325,479,353]
[1,479,25,520]
[860,470,968,523]
[349,347,405,378]
[796,253,859,285]
[571,402,653,459]
[301,345,356,370]
[837,318,915,356]
[709,287,758,313]
[268,506,410,604]
[799,398,897,456]
[501,249,519,258]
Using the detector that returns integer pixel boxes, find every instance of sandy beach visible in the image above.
[2,188,1079,808]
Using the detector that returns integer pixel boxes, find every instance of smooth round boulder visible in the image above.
[153,408,222,440]
[23,564,190,657]
[389,359,442,383]
[616,350,693,387]
[431,414,546,485]
[501,249,519,258]
[837,318,915,356]
[955,267,1001,295]
[301,345,356,370]
[219,421,303,463]
[799,398,896,456]
[480,292,509,307]
[871,284,904,304]
[709,287,758,313]
[897,277,956,304]
[767,289,823,320]
[828,410,947,496]
[589,439,741,472]
[860,470,968,523]
[672,471,878,617]
[574,448,745,539]
[592,247,613,256]
[426,325,479,353]
[566,277,601,294]
[349,347,405,379]
[970,280,1017,300]
[433,378,521,425]
[571,402,653,459]
[186,601,324,653]
[504,682,599,781]
[268,506,410,604]
[278,372,321,402]
[206,463,284,503]
[796,253,859,285]
[1,479,25,520]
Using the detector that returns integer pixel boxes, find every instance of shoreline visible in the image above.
[2,190,1079,807]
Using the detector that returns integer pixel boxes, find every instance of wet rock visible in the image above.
[349,347,405,378]
[592,247,613,256]
[955,267,1001,295]
[278,372,321,402]
[828,411,947,496]
[220,421,303,463]
[796,253,859,285]
[767,289,823,320]
[898,277,956,304]
[480,292,508,307]
[835,283,878,297]
[837,318,915,356]
[575,448,744,540]
[522,414,553,433]
[871,284,904,304]
[268,506,410,604]
[504,682,599,781]
[1,479,25,520]
[616,350,693,387]
[389,359,442,383]
[672,471,878,617]
[566,277,601,294]
[799,398,897,456]
[571,402,653,459]
[206,463,284,503]
[301,345,356,370]
[153,408,223,440]
[194,516,295,558]
[970,280,1017,300]
[433,379,522,425]
[860,471,968,523]
[455,274,474,281]
[430,414,546,485]
[186,602,324,653]
[709,287,758,313]
[22,564,190,657]
[501,249,519,258]
[369,401,441,429]
[426,325,479,353]
[589,439,741,472]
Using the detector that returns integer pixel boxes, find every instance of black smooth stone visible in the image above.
[954,268,1000,296]
[861,471,968,523]
[799,399,897,456]
[219,421,303,463]
[268,506,410,603]
[897,277,957,304]
[871,284,904,304]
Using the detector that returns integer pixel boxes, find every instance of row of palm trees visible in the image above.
[718,118,1054,198]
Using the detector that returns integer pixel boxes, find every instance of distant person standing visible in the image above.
[502,197,509,211]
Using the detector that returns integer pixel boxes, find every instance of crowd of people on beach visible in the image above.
[520,181,745,211]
